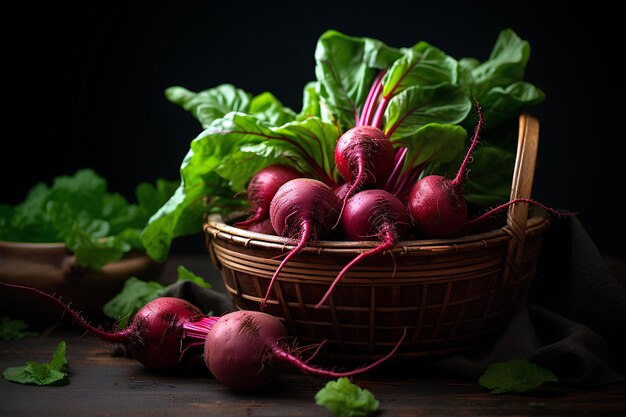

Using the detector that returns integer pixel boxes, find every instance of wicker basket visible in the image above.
[204,113,550,360]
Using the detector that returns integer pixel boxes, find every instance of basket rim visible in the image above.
[204,209,550,255]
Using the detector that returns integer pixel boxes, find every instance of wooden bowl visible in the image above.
[0,241,162,326]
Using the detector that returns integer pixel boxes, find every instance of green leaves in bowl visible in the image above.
[1,169,177,269]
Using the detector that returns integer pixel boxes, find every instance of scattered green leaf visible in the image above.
[479,360,558,394]
[315,377,379,417]
[2,341,69,386]
[0,317,37,341]
[102,277,167,328]
[103,265,211,327]
[176,265,211,288]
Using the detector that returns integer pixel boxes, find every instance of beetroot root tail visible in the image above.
[315,232,395,309]
[466,197,573,227]
[261,220,312,310]
[0,281,128,343]
[232,209,266,228]
[272,327,407,378]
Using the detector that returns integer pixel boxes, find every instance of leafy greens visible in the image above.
[0,169,177,270]
[142,28,544,262]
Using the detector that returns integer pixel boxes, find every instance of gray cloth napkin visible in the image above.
[165,215,626,387]
[430,215,626,386]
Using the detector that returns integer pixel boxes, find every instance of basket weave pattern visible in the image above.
[205,114,550,359]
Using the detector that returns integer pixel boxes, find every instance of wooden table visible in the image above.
[2,255,625,416]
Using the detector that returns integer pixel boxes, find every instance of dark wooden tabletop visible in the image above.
[2,255,625,417]
[2,330,625,417]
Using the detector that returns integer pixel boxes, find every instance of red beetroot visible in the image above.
[265,178,340,307]
[334,126,395,222]
[1,282,208,370]
[317,189,411,308]
[407,101,483,238]
[184,310,406,392]
[233,164,301,229]
[407,101,565,238]
[243,218,276,235]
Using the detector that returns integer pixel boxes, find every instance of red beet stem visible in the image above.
[180,316,220,355]
[384,147,408,191]
[360,70,386,127]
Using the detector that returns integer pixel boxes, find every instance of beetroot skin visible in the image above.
[407,175,467,238]
[334,126,395,199]
[0,282,206,370]
[234,164,301,229]
[201,310,406,392]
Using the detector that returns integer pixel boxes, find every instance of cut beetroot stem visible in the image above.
[181,316,220,354]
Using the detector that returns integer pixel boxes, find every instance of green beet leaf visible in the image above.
[0,317,37,341]
[479,360,558,394]
[165,84,297,129]
[383,83,472,141]
[397,123,467,172]
[141,146,247,262]
[249,92,297,127]
[103,277,167,328]
[165,84,252,129]
[135,179,181,219]
[315,377,379,417]
[216,114,340,191]
[176,265,212,288]
[103,265,211,327]
[381,42,458,98]
[459,29,545,132]
[315,30,401,130]
[3,341,69,386]
[0,169,177,270]
[296,81,322,121]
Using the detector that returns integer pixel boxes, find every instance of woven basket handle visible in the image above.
[502,113,540,284]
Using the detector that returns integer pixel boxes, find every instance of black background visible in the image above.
[2,1,624,257]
